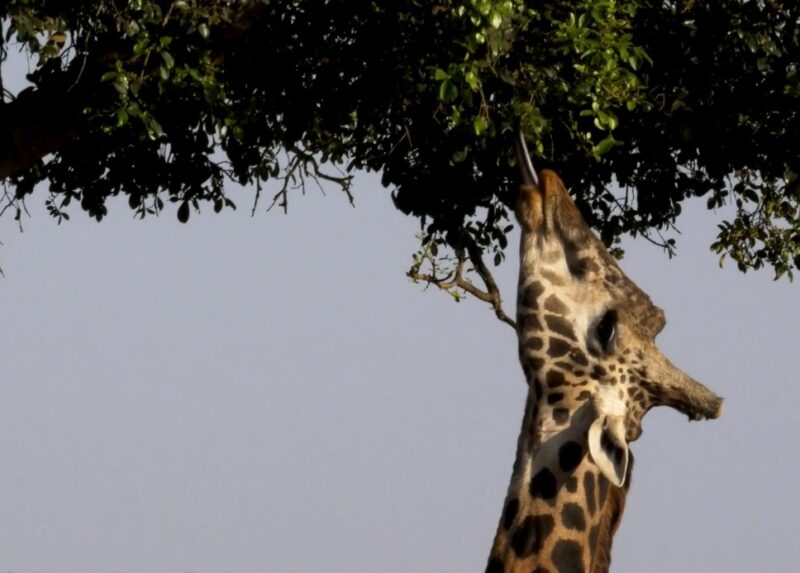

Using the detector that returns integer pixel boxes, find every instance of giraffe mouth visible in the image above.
[516,171,569,234]
[514,126,589,239]
[675,386,724,421]
[515,170,595,248]
[515,182,545,232]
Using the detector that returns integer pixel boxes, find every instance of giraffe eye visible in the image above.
[595,310,618,352]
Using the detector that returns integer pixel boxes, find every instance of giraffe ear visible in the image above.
[588,415,629,487]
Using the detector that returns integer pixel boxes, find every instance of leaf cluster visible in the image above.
[0,0,797,285]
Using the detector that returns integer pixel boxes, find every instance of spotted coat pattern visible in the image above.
[484,166,722,573]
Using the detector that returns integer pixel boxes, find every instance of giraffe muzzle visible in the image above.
[646,354,724,421]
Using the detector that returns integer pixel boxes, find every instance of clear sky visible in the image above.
[1,42,798,573]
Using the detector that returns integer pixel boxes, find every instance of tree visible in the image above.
[1,1,798,324]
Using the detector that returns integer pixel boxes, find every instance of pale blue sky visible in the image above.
[0,170,797,572]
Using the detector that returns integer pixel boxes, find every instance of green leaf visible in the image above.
[593,136,616,156]
[499,71,516,86]
[113,76,129,95]
[439,80,458,102]
[177,201,190,223]
[161,51,174,69]
[473,116,489,135]
[465,69,480,90]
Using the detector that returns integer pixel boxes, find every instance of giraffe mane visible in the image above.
[591,456,633,572]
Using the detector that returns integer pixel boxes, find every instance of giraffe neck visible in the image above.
[495,157,722,571]
[485,397,632,573]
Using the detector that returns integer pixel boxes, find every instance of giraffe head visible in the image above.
[514,132,723,488]
[485,134,723,573]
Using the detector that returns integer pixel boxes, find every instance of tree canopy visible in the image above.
[1,1,798,321]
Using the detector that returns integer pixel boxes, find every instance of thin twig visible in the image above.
[409,237,516,330]
[465,240,516,328]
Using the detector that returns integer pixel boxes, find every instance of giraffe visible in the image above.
[485,131,723,573]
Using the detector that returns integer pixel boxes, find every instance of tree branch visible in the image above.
[464,240,516,329]
[0,85,87,180]
[0,2,268,182]
[408,237,516,329]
